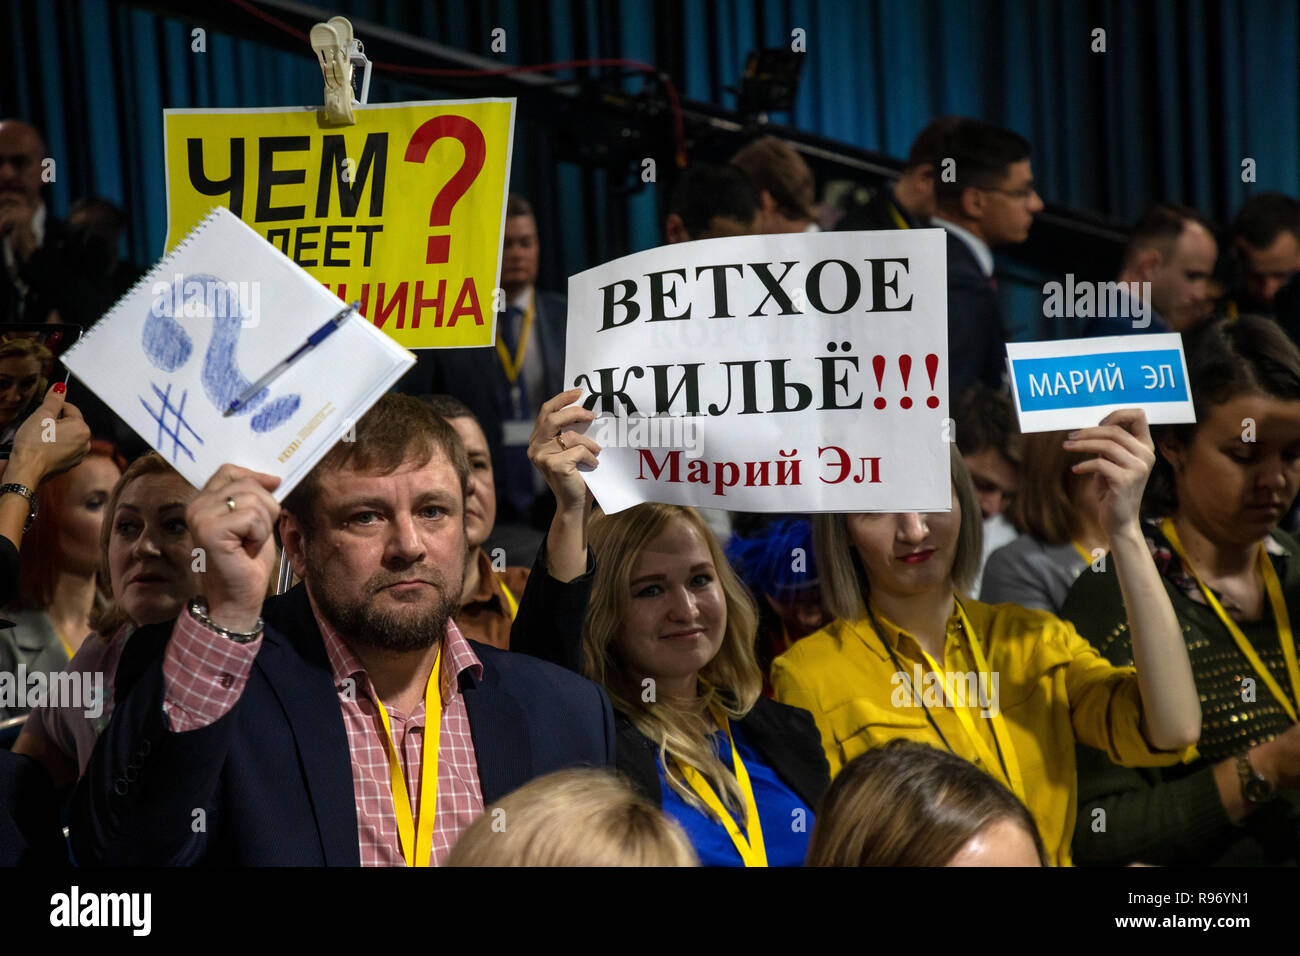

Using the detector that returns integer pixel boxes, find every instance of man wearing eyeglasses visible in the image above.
[931,119,1045,399]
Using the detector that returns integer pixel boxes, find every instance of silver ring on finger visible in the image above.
[225,495,237,513]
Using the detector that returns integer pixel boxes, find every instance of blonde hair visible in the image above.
[814,444,982,622]
[0,334,52,415]
[807,740,1048,866]
[1010,430,1090,543]
[583,503,762,819]
[445,769,699,866]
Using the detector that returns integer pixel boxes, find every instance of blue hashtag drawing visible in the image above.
[140,382,204,463]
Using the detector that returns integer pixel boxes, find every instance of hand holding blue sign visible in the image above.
[1006,333,1195,433]
[1063,407,1156,544]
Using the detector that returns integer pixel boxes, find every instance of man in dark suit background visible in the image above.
[931,120,1044,398]
[1077,203,1217,338]
[400,195,567,535]
[1231,192,1300,318]
[70,394,614,865]
[837,116,963,233]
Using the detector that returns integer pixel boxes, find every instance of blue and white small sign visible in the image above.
[1006,333,1196,432]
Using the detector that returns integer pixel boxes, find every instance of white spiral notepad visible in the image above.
[63,207,415,499]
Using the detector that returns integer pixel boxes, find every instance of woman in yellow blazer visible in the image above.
[772,410,1202,866]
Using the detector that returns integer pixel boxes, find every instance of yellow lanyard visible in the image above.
[493,299,535,386]
[675,708,768,867]
[887,203,910,230]
[373,642,442,867]
[498,580,519,620]
[57,630,73,660]
[910,603,1026,804]
[1071,541,1094,565]
[1161,519,1300,723]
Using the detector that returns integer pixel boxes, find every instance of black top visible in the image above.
[837,183,921,232]
[509,542,830,811]
[1060,521,1300,865]
[0,535,18,608]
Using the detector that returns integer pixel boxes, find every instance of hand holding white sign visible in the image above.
[563,229,951,514]
[187,464,281,633]
[528,388,600,582]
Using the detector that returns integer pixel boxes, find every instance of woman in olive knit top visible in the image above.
[1062,316,1300,866]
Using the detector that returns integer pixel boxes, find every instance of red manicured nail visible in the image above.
[52,382,66,394]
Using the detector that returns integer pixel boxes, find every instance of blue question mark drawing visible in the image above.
[142,275,300,462]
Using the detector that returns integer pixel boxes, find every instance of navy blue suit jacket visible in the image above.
[70,584,615,865]
[945,232,1008,399]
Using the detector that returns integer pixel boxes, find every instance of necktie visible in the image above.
[499,305,526,415]
[499,304,534,519]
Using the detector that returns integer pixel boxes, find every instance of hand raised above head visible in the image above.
[186,464,281,632]
[7,385,91,484]
[528,388,600,514]
[1063,408,1156,541]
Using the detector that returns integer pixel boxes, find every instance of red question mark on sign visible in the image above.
[403,116,487,264]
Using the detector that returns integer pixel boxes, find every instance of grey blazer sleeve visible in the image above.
[979,543,1057,612]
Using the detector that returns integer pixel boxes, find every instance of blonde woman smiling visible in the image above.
[512,389,829,866]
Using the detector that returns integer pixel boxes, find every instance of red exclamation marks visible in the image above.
[925,353,940,408]
[872,355,887,409]
[898,355,913,409]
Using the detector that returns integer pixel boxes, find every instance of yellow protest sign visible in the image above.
[164,99,514,348]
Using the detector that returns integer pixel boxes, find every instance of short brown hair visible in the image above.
[281,393,470,531]
[417,393,476,423]
[445,769,699,866]
[813,443,983,620]
[1122,203,1216,270]
[933,120,1032,212]
[730,136,816,221]
[904,116,964,171]
[1010,430,1090,543]
[505,193,534,220]
[806,740,1048,866]
[953,385,1023,465]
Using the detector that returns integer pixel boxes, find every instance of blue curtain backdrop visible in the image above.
[3,0,1298,338]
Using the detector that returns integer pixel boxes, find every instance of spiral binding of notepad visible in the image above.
[64,206,229,361]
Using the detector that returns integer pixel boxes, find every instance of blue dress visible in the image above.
[656,721,812,867]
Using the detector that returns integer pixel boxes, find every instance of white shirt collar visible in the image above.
[507,286,534,313]
[932,215,994,277]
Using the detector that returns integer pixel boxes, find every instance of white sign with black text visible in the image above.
[564,229,951,513]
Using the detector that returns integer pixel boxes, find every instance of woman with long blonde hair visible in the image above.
[512,389,829,866]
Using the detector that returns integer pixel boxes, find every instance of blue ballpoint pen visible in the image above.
[223,301,361,416]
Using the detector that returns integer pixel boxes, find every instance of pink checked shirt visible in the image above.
[163,604,485,866]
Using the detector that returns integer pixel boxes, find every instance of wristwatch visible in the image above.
[0,483,38,532]
[187,598,263,644]
[1237,753,1276,805]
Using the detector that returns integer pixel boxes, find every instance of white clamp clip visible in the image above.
[310,15,372,126]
